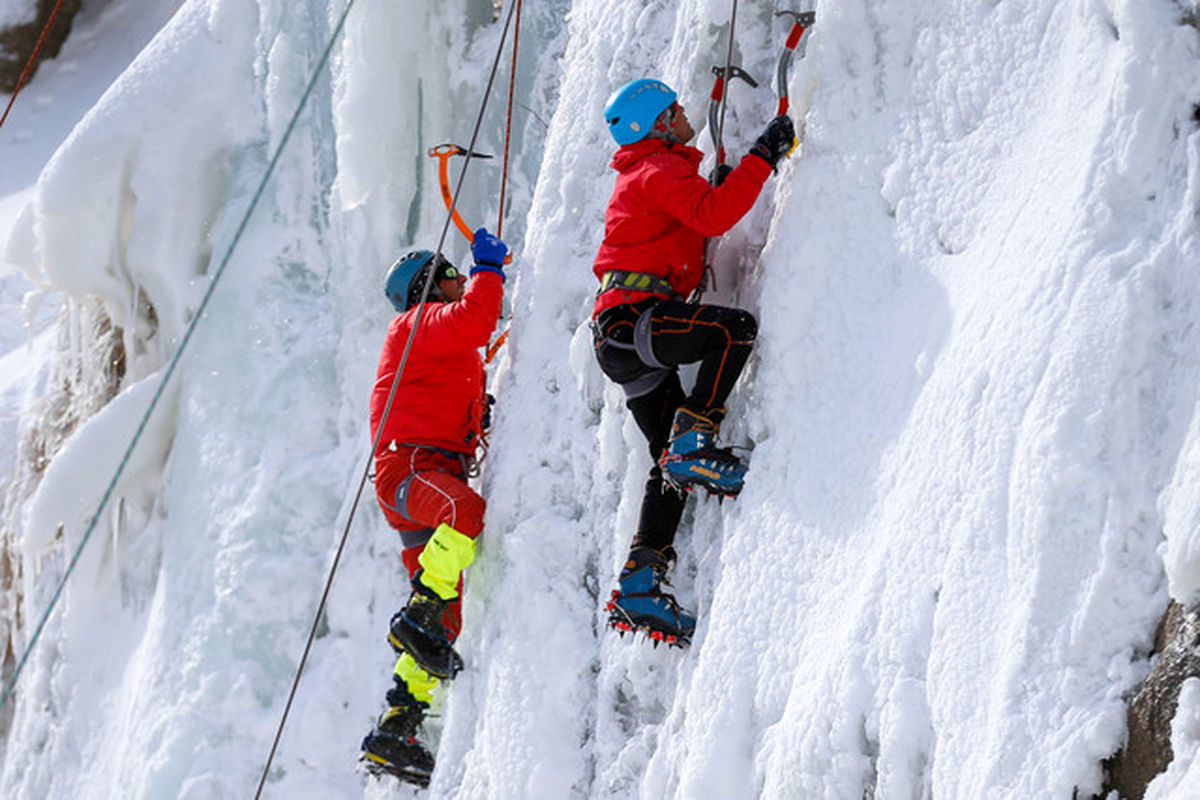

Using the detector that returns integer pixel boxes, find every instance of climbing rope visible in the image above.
[0,0,359,714]
[496,0,522,237]
[0,0,68,132]
[489,0,523,360]
[254,1,523,793]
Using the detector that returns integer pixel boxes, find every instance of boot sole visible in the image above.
[607,616,691,647]
[606,594,693,646]
[361,751,433,787]
[662,470,743,497]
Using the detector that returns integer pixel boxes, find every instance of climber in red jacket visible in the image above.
[362,228,508,785]
[592,78,795,643]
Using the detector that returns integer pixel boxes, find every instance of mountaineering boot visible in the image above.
[658,407,748,496]
[606,547,696,645]
[360,673,436,787]
[388,589,464,679]
[388,523,477,679]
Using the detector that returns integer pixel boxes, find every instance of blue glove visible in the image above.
[471,227,508,279]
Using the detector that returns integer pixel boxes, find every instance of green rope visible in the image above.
[0,0,359,711]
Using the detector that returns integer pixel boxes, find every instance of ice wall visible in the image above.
[2,0,1200,798]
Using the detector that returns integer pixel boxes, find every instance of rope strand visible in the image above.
[0,0,357,716]
[496,0,523,237]
[714,0,740,164]
[0,0,68,131]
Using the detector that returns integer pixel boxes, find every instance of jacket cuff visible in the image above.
[470,264,506,281]
[743,151,775,178]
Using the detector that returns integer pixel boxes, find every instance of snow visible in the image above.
[0,0,32,31]
[0,0,1199,798]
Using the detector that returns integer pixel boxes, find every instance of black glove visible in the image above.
[749,115,796,169]
[709,163,734,186]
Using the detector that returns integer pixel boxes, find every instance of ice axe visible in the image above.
[426,143,513,264]
[708,64,759,173]
[775,9,816,156]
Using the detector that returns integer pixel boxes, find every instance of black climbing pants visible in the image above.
[593,298,757,552]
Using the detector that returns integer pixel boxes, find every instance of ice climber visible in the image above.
[360,228,509,785]
[592,78,795,643]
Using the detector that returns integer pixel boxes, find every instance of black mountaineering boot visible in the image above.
[388,587,464,680]
[360,682,435,787]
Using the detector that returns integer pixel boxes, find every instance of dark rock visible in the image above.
[0,0,83,94]
[1106,601,1200,800]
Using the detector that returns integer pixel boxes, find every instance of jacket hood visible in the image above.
[610,137,704,173]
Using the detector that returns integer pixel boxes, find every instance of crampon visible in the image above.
[606,589,692,647]
[659,446,747,497]
[360,733,434,788]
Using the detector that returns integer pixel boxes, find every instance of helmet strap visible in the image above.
[650,106,689,145]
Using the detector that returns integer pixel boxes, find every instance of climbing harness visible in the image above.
[599,269,678,298]
[0,0,69,131]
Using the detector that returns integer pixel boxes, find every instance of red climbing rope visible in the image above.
[0,0,70,132]
[497,0,522,237]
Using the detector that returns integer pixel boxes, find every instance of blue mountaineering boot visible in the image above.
[360,677,435,787]
[658,406,748,496]
[606,547,696,645]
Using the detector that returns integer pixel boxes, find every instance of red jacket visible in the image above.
[592,138,773,316]
[370,272,503,458]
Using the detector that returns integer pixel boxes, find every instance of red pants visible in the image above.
[374,445,486,636]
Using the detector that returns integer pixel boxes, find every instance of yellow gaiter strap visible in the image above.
[416,523,477,600]
[393,652,438,705]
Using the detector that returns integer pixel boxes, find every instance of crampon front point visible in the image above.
[606,590,692,647]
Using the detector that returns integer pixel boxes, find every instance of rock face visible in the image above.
[1106,602,1200,800]
[0,0,83,94]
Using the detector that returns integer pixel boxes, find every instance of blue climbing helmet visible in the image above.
[384,250,456,312]
[604,79,677,146]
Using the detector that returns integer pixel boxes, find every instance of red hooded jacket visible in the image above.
[370,271,503,458]
[592,138,773,316]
